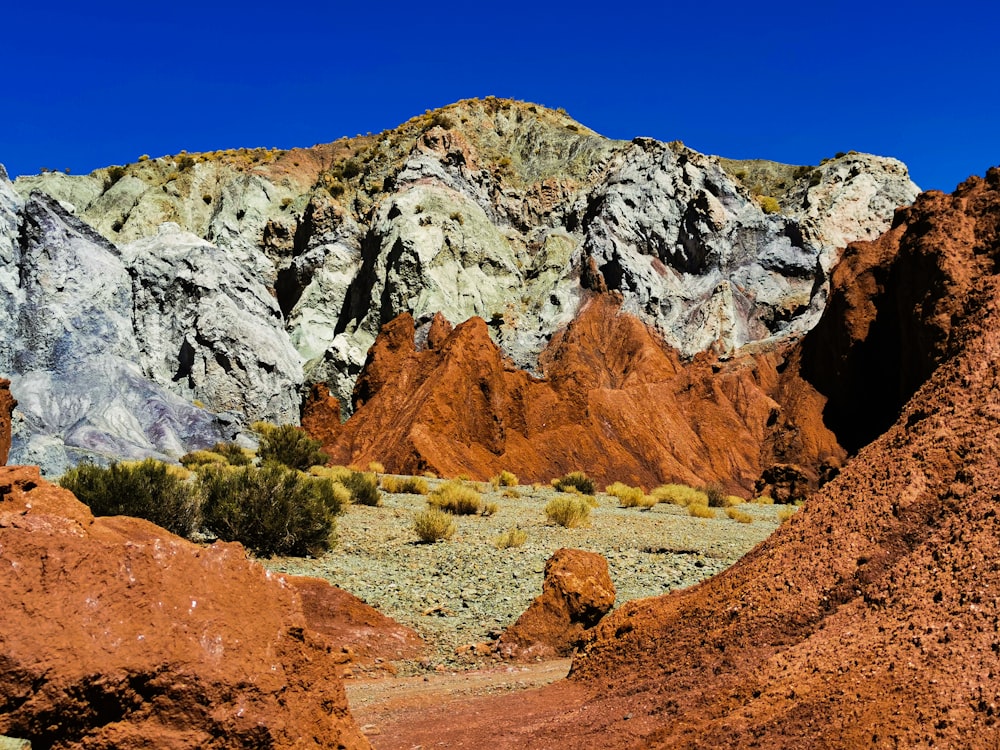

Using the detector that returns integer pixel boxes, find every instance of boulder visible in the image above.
[497,548,615,661]
[0,465,369,749]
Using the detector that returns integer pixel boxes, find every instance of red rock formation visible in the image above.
[311,294,843,495]
[0,379,15,465]
[497,548,615,661]
[0,466,370,750]
[364,169,1000,748]
[288,576,425,676]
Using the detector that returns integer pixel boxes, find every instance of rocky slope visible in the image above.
[4,99,917,473]
[0,465,370,749]
[365,168,1000,748]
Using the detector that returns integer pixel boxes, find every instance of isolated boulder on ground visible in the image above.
[497,548,615,661]
[0,465,369,750]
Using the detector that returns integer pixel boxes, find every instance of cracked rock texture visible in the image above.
[7,98,918,467]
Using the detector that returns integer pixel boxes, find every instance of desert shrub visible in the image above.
[482,501,498,516]
[491,470,518,488]
[212,441,254,466]
[703,484,727,508]
[199,464,339,557]
[605,481,646,508]
[757,195,780,214]
[177,154,196,171]
[329,481,352,509]
[545,496,591,528]
[366,461,385,473]
[552,471,595,495]
[495,527,527,549]
[724,495,745,507]
[413,508,456,543]
[309,465,354,482]
[778,507,798,523]
[252,422,328,471]
[428,481,482,515]
[688,504,716,519]
[341,471,381,506]
[752,495,775,505]
[501,488,521,499]
[635,494,658,510]
[180,450,228,468]
[381,475,429,495]
[725,507,754,524]
[652,484,708,507]
[59,459,200,537]
[138,154,150,162]
[104,165,127,189]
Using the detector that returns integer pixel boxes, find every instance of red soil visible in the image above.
[353,170,1000,748]
[0,466,370,749]
[0,378,14,465]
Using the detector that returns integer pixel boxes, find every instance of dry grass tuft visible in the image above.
[725,507,754,524]
[381,475,429,495]
[491,470,518,488]
[495,527,527,549]
[413,508,456,542]
[368,461,386,474]
[778,506,798,523]
[605,481,646,508]
[545,496,592,528]
[552,471,595,495]
[428,481,483,515]
[688,504,716,519]
[652,484,708,507]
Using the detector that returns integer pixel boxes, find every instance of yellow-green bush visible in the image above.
[179,450,228,468]
[341,471,381,506]
[688,504,716,519]
[651,484,708,507]
[778,507,798,523]
[381,475,429,495]
[252,422,328,471]
[545,496,591,528]
[491,470,518,488]
[413,508,456,542]
[428,481,483,515]
[552,471,595,495]
[495,527,527,549]
[605,481,646,508]
[725,507,754,523]
[212,442,254,466]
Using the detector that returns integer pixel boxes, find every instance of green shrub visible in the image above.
[252,422,328,471]
[428,481,483,515]
[180,450,228,468]
[413,508,456,543]
[545,496,591,528]
[704,484,727,508]
[553,471,595,495]
[59,459,200,537]
[341,471,381,506]
[381,475,429,495]
[212,441,254,466]
[199,464,339,557]
[495,527,527,549]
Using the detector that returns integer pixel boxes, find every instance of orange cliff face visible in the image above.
[306,294,844,496]
[0,379,15,465]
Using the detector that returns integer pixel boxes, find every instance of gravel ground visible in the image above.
[263,478,792,673]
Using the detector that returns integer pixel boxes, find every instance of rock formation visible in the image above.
[0,380,14,465]
[497,548,615,661]
[0,465,370,749]
[365,168,1000,748]
[3,98,918,472]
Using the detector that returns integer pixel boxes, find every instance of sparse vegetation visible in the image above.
[368,461,385,474]
[757,195,781,214]
[688,504,716,519]
[59,459,201,537]
[778,506,798,523]
[703,484,727,508]
[179,450,228,468]
[545,496,591,528]
[252,422,328,472]
[340,470,381,506]
[428,481,483,515]
[491,470,518,488]
[211,441,254,466]
[199,463,340,557]
[104,165,127,190]
[495,526,527,549]
[652,484,708,507]
[552,471,595,495]
[381,475,429,495]
[605,481,646,508]
[413,508,456,542]
[725,507,754,524]
[752,495,776,505]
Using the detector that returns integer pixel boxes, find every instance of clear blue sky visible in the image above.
[2,1,995,193]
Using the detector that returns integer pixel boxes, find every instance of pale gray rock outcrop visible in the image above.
[4,190,234,473]
[122,223,302,424]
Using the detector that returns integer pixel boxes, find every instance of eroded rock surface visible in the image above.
[497,548,615,661]
[0,465,369,750]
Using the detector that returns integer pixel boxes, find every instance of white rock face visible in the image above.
[4,191,234,473]
[122,223,303,424]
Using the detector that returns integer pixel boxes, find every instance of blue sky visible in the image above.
[2,1,995,192]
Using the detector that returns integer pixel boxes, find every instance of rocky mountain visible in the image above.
[3,98,918,474]
[364,167,1000,749]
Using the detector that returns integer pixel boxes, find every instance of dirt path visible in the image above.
[346,659,575,749]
